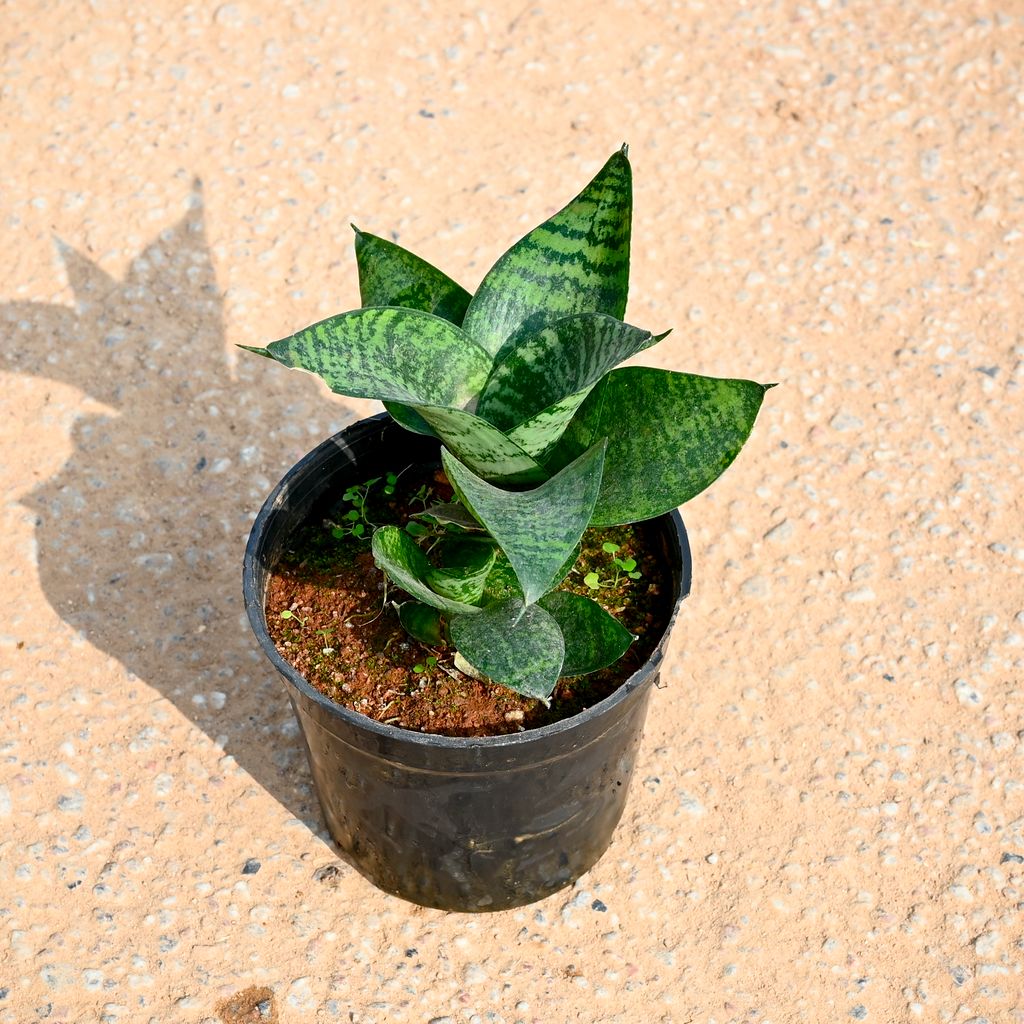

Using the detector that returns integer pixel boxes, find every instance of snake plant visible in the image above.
[245,146,772,700]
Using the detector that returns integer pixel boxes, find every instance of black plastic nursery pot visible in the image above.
[243,414,692,912]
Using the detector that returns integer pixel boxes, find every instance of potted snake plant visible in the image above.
[242,146,771,910]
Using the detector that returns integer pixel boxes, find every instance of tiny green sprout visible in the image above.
[612,554,642,581]
[611,551,642,585]
[280,609,306,626]
[582,541,643,589]
[411,482,433,510]
[413,655,438,674]
[332,473,391,538]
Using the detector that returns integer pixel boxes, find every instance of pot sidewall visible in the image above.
[243,414,692,911]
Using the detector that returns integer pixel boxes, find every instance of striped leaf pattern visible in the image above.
[450,599,565,700]
[461,147,632,357]
[507,391,591,461]
[371,526,481,617]
[354,227,471,324]
[354,229,473,435]
[411,405,548,487]
[250,307,490,408]
[546,367,772,527]
[424,537,497,605]
[441,440,606,606]
[476,312,657,430]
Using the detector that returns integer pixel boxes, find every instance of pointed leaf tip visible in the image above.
[547,367,770,526]
[620,142,629,157]
[442,439,606,605]
[263,307,489,407]
[462,152,633,357]
[450,598,564,699]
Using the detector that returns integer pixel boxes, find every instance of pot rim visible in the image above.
[243,413,692,750]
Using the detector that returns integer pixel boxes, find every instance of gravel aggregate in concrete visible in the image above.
[2,1,1023,1022]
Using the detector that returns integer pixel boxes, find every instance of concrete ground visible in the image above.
[1,2,1022,1021]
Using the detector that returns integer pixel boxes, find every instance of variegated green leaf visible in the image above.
[538,591,634,675]
[479,541,580,608]
[354,226,471,324]
[481,550,522,605]
[547,367,772,527]
[397,602,444,645]
[505,329,678,460]
[411,405,547,487]
[450,598,565,699]
[244,307,490,408]
[383,400,438,437]
[461,147,632,357]
[506,391,591,460]
[442,441,606,606]
[353,230,473,435]
[424,537,497,605]
[476,313,656,431]
[371,526,480,617]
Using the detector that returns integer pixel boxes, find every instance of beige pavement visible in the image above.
[1,2,1022,1021]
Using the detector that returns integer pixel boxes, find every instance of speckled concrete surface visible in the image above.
[2,2,1023,1021]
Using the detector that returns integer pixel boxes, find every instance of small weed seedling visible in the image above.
[279,609,306,626]
[330,472,400,539]
[413,655,438,674]
[583,542,643,591]
[315,627,335,655]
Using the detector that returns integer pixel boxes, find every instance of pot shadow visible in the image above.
[1,184,352,825]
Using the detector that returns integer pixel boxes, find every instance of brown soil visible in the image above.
[216,986,277,1024]
[265,463,673,737]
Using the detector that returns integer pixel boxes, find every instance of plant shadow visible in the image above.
[1,185,355,826]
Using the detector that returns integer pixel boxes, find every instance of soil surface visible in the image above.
[265,463,674,736]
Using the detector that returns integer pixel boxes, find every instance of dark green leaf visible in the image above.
[383,400,438,437]
[352,230,473,435]
[353,227,471,324]
[546,367,771,526]
[397,602,444,645]
[476,313,656,430]
[412,405,548,487]
[461,148,632,357]
[250,307,490,408]
[479,541,579,608]
[538,591,634,675]
[450,598,565,699]
[371,525,480,617]
[442,441,606,605]
[425,537,497,605]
